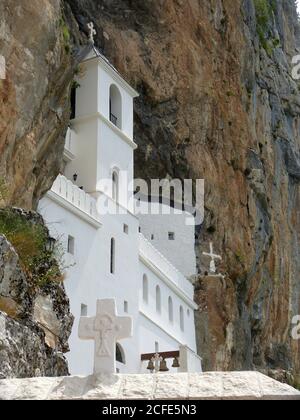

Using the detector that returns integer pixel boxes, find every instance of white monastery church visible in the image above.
[38,41,202,375]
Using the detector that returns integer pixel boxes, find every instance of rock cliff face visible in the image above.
[66,0,300,385]
[0,0,76,209]
[0,210,73,378]
[0,0,300,383]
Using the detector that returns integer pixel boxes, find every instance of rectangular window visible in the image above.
[67,235,75,255]
[151,234,155,240]
[155,342,159,353]
[110,238,116,274]
[81,304,88,317]
[123,224,129,234]
[124,301,129,313]
[168,232,175,241]
[70,86,77,120]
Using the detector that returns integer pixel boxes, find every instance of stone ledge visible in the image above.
[0,372,299,400]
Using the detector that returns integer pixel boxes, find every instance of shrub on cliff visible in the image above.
[0,208,65,285]
[254,0,280,54]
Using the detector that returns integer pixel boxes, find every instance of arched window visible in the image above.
[109,84,122,129]
[168,297,173,323]
[112,170,119,202]
[116,343,125,364]
[156,285,161,314]
[180,306,184,332]
[110,238,115,274]
[143,274,148,304]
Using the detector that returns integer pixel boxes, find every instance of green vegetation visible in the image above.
[0,177,8,203]
[72,80,81,90]
[254,0,280,55]
[235,252,245,266]
[0,209,66,286]
[60,18,71,53]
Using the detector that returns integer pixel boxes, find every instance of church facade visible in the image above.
[38,46,202,375]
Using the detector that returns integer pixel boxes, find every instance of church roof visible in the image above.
[79,44,139,98]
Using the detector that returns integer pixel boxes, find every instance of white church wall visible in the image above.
[138,315,182,374]
[179,345,203,374]
[64,120,98,194]
[138,204,197,278]
[139,259,197,354]
[97,120,135,211]
[75,60,99,119]
[139,234,194,297]
[37,47,201,377]
[39,194,142,376]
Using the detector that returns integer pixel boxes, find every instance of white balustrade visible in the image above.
[139,234,194,298]
[51,175,100,222]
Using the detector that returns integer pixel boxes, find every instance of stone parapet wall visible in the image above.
[0,372,299,400]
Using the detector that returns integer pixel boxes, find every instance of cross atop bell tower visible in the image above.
[87,22,96,45]
[64,42,139,211]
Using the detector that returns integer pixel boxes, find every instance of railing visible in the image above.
[139,234,194,298]
[110,113,118,126]
[50,175,101,223]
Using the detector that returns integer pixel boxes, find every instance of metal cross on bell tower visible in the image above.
[87,22,97,45]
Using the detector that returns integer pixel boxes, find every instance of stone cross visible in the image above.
[87,22,96,45]
[202,242,222,274]
[79,299,133,375]
[152,353,163,374]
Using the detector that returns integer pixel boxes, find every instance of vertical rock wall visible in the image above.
[0,210,73,378]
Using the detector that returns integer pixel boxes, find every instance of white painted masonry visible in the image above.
[38,46,201,375]
[139,203,197,277]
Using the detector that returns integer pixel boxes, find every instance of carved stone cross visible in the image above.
[87,22,97,45]
[202,242,222,274]
[79,299,133,374]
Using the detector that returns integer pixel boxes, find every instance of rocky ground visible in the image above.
[0,209,73,378]
[0,0,299,384]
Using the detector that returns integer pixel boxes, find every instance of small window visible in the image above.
[187,309,190,317]
[168,297,174,323]
[139,227,141,233]
[155,342,159,353]
[123,224,129,234]
[143,275,148,304]
[112,171,119,202]
[81,304,88,317]
[168,232,175,241]
[180,306,185,332]
[156,285,161,314]
[109,84,122,129]
[110,238,116,274]
[124,301,128,313]
[67,235,75,255]
[151,234,155,240]
[70,85,77,120]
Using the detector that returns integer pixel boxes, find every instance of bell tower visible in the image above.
[64,45,139,212]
